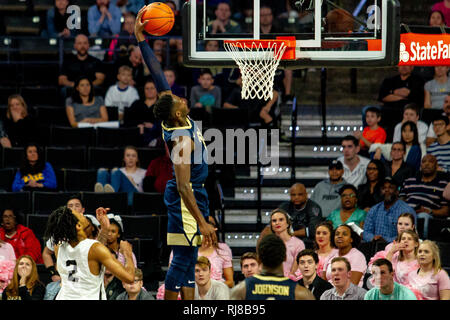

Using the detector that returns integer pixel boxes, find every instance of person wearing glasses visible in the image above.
[327,185,367,230]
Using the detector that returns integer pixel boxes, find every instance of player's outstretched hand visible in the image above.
[96,207,110,230]
[135,5,150,42]
[199,222,217,248]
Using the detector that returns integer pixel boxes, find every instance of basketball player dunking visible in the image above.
[134,6,217,300]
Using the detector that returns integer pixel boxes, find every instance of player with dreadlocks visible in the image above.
[134,5,217,300]
[44,206,135,300]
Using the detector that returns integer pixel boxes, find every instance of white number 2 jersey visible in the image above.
[56,239,106,300]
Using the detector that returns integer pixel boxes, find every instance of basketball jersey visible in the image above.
[245,274,297,300]
[56,239,106,300]
[162,116,210,247]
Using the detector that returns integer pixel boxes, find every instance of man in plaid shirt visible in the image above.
[362,177,416,243]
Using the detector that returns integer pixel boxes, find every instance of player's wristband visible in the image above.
[47,266,59,277]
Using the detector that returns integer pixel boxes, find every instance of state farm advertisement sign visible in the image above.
[399,33,450,66]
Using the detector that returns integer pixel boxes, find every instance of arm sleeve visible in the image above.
[138,40,171,92]
[12,171,25,192]
[42,163,57,189]
[109,7,122,35]
[88,7,101,35]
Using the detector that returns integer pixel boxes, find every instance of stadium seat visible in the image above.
[421,108,443,126]
[0,191,31,214]
[62,168,98,192]
[189,107,211,128]
[211,108,249,129]
[50,126,96,147]
[0,167,15,192]
[136,147,166,169]
[428,218,450,242]
[106,106,119,121]
[87,147,123,169]
[21,63,59,86]
[34,106,69,126]
[82,192,129,215]
[436,241,450,269]
[2,147,23,168]
[120,215,160,240]
[32,191,75,215]
[27,214,50,242]
[132,192,166,215]
[96,127,142,147]
[45,146,87,170]
[4,16,40,36]
[20,86,60,106]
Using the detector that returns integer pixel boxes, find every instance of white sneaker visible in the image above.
[94,183,104,193]
[104,184,115,193]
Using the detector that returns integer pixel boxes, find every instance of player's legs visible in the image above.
[164,245,198,300]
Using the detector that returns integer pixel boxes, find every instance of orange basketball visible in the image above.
[141,2,175,36]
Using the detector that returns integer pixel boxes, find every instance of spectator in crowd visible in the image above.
[105,214,137,267]
[58,34,105,90]
[114,45,147,88]
[296,249,333,300]
[275,183,322,241]
[0,119,11,149]
[371,121,425,173]
[194,256,230,300]
[393,104,428,145]
[144,152,172,193]
[0,210,42,265]
[322,224,367,287]
[12,143,57,192]
[327,185,367,229]
[353,107,386,154]
[190,69,222,111]
[266,209,305,278]
[1,255,45,300]
[104,265,126,300]
[3,94,37,148]
[400,154,449,239]
[408,240,450,300]
[357,160,385,212]
[88,0,122,37]
[386,230,420,287]
[198,220,234,288]
[44,0,77,38]
[116,268,155,300]
[320,257,367,300]
[424,66,450,109]
[231,234,315,300]
[105,65,140,120]
[310,159,347,219]
[314,221,335,277]
[208,2,242,34]
[426,95,450,146]
[432,1,450,27]
[163,67,186,98]
[224,74,279,126]
[114,0,145,14]
[337,135,370,188]
[107,12,138,61]
[427,115,450,172]
[362,176,416,244]
[66,77,109,128]
[365,258,417,300]
[368,212,418,269]
[240,252,260,279]
[95,146,147,205]
[0,238,16,262]
[383,142,414,186]
[429,10,447,26]
[378,66,425,139]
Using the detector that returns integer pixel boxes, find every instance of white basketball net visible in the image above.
[224,40,287,100]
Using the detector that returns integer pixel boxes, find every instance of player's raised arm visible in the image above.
[134,6,172,96]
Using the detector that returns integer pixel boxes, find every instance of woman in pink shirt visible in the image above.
[322,224,367,287]
[408,240,450,300]
[314,221,335,277]
[368,213,417,269]
[268,209,305,279]
[386,230,420,286]
[0,240,16,262]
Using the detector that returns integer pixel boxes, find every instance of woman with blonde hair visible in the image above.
[4,94,37,147]
[386,230,420,286]
[1,255,45,300]
[407,240,450,300]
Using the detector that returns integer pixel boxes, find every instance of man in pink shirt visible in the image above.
[432,1,450,26]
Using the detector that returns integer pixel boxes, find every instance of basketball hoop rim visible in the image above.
[224,36,297,60]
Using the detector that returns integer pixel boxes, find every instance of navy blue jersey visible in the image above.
[162,117,209,247]
[245,274,297,300]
